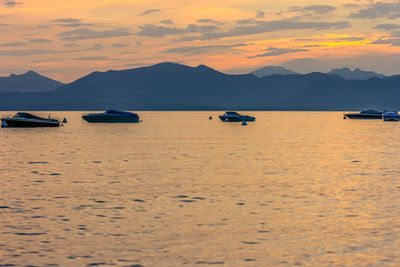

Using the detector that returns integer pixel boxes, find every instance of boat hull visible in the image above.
[383,117,400,121]
[219,115,255,122]
[344,114,382,119]
[1,118,60,127]
[82,114,139,123]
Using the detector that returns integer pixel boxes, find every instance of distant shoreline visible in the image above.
[0,108,365,112]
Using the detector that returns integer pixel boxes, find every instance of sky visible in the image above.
[1,0,400,82]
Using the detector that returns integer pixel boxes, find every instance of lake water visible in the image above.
[1,111,400,266]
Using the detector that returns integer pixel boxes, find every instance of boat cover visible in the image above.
[383,111,399,116]
[360,110,382,114]
[105,110,139,117]
[225,111,239,115]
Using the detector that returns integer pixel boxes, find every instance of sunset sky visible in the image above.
[1,0,400,82]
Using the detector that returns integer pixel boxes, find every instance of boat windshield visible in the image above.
[15,112,47,120]
[225,112,239,115]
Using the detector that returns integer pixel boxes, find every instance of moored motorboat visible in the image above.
[1,112,60,127]
[382,111,400,121]
[343,110,382,119]
[219,111,255,122]
[82,109,140,123]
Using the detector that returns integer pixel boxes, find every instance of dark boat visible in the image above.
[1,112,60,127]
[82,110,140,123]
[382,111,400,121]
[343,110,383,119]
[219,111,255,122]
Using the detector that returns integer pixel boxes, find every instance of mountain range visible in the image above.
[0,63,399,111]
[327,67,386,80]
[0,71,64,93]
[252,66,298,77]
[251,66,386,80]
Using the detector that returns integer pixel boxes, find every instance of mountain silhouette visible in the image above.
[285,75,400,110]
[0,62,399,110]
[327,67,385,80]
[0,71,64,92]
[252,66,298,77]
[54,62,336,108]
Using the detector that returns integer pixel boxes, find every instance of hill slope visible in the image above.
[0,71,64,92]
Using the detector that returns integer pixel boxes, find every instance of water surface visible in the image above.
[1,111,400,266]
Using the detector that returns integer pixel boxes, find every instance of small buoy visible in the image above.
[209,116,212,120]
[241,121,247,126]
[62,117,67,123]
[1,120,7,127]
[224,117,229,122]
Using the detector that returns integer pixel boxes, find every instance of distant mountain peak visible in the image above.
[252,66,298,77]
[0,70,64,92]
[196,64,210,69]
[25,70,38,74]
[9,70,40,78]
[327,67,385,80]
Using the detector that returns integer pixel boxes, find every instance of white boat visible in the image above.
[1,112,60,127]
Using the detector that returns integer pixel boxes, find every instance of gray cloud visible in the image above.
[302,44,328,47]
[64,43,78,47]
[139,9,161,16]
[136,24,218,37]
[29,38,52,43]
[373,23,400,30]
[0,44,102,56]
[75,56,109,61]
[51,18,94,28]
[371,38,400,46]
[137,20,350,40]
[249,47,309,58]
[342,4,361,9]
[160,20,174,25]
[58,28,132,41]
[349,1,400,19]
[0,49,62,56]
[289,5,337,14]
[0,42,25,47]
[338,37,365,41]
[92,43,103,49]
[112,43,130,48]
[256,11,265,19]
[236,19,263,25]
[163,43,247,54]
[201,20,351,40]
[3,0,20,7]
[197,19,223,25]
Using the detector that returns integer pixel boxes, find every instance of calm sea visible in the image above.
[1,111,400,266]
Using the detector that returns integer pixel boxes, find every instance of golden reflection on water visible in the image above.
[1,111,400,266]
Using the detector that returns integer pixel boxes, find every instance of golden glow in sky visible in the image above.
[1,0,400,81]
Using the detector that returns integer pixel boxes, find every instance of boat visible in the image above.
[343,110,383,119]
[382,111,400,121]
[1,112,60,127]
[219,111,255,122]
[82,109,140,123]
